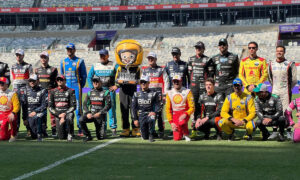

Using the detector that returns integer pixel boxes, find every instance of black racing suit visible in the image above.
[254,93,286,136]
[164,60,190,91]
[80,88,111,139]
[22,86,48,139]
[48,86,76,139]
[35,65,58,130]
[197,92,224,135]
[11,61,33,131]
[211,52,239,96]
[188,54,214,130]
[115,66,141,130]
[0,61,10,85]
[131,89,161,139]
[142,65,166,133]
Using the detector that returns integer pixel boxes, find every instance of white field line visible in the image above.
[13,138,121,180]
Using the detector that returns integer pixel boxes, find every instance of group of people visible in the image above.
[0,38,299,143]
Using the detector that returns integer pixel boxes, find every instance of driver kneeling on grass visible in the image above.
[166,75,195,141]
[79,77,111,142]
[218,78,256,141]
[0,77,20,142]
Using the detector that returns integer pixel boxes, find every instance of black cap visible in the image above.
[218,38,228,46]
[92,76,102,82]
[171,47,181,55]
[194,41,205,49]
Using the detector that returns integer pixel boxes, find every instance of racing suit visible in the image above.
[35,65,58,132]
[22,86,48,139]
[268,59,297,112]
[219,92,256,135]
[131,89,161,140]
[0,61,10,84]
[48,86,76,139]
[142,65,166,134]
[197,92,225,135]
[239,56,268,94]
[188,54,214,130]
[0,89,20,140]
[164,60,190,92]
[60,56,87,132]
[87,61,117,130]
[211,52,239,96]
[166,87,195,141]
[11,61,33,130]
[115,66,141,131]
[255,93,285,137]
[285,98,300,127]
[80,88,111,139]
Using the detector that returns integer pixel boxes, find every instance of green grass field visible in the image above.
[1,94,300,180]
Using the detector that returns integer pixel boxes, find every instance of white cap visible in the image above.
[15,49,24,56]
[172,74,182,81]
[140,75,150,82]
[146,52,157,59]
[40,51,49,58]
[29,74,38,81]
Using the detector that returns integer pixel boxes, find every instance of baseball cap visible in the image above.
[99,49,109,55]
[171,47,181,55]
[15,49,24,56]
[0,77,9,84]
[140,75,150,82]
[194,41,205,49]
[172,74,182,81]
[66,43,76,49]
[29,74,38,81]
[253,83,268,93]
[40,51,49,58]
[146,52,157,59]
[232,78,243,86]
[219,38,228,46]
[56,75,66,80]
[92,76,102,82]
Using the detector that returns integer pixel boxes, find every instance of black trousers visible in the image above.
[191,88,203,131]
[256,116,286,135]
[55,113,74,140]
[28,115,44,139]
[119,86,136,130]
[139,114,155,140]
[196,117,220,135]
[79,113,106,139]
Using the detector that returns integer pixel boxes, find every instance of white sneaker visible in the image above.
[286,132,293,140]
[184,136,191,142]
[67,134,73,142]
[9,136,16,142]
[268,132,279,140]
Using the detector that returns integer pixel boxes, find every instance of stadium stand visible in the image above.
[41,0,121,7]
[0,0,34,8]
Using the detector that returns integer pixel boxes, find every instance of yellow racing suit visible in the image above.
[239,56,268,94]
[218,92,256,135]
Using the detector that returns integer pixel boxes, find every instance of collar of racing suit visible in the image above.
[57,86,68,91]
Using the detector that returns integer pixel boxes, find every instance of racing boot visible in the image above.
[149,134,155,143]
[268,131,279,140]
[131,128,141,137]
[190,130,197,139]
[120,128,130,137]
[278,133,285,142]
[286,131,293,141]
[111,128,117,137]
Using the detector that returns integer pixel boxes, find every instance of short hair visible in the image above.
[276,45,286,53]
[205,77,215,85]
[248,41,258,48]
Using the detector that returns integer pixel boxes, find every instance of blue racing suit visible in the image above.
[60,56,87,130]
[87,61,118,129]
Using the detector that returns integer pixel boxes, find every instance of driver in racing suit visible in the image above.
[211,38,239,96]
[268,45,297,140]
[0,77,20,142]
[60,43,87,136]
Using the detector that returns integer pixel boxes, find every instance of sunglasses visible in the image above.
[57,78,65,82]
[140,81,148,84]
[40,55,48,59]
[248,47,257,50]
[233,84,242,88]
[29,79,37,83]
[0,82,5,86]
[219,43,227,46]
[92,80,100,83]
[172,53,179,56]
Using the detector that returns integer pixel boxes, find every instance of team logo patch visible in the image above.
[0,96,8,105]
[220,57,228,63]
[254,62,259,66]
[65,62,69,65]
[269,100,274,106]
[47,69,52,74]
[173,94,183,104]
[228,60,232,63]
[72,62,77,67]
[217,64,221,71]
[68,68,72,71]
[240,100,245,105]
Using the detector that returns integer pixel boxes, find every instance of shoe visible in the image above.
[203,133,210,140]
[286,131,293,141]
[149,135,155,143]
[120,128,130,137]
[131,128,141,137]
[9,136,16,142]
[77,132,84,137]
[43,132,48,138]
[26,130,31,137]
[37,134,43,142]
[158,131,164,139]
[67,134,73,142]
[111,129,117,137]
[216,133,223,141]
[262,133,270,141]
[190,130,197,139]
[246,135,253,141]
[278,133,285,142]
[83,136,93,142]
[184,135,191,142]
[153,131,158,138]
[268,132,279,140]
[51,128,57,137]
[228,134,235,141]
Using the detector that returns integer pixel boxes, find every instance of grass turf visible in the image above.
[1,94,300,179]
